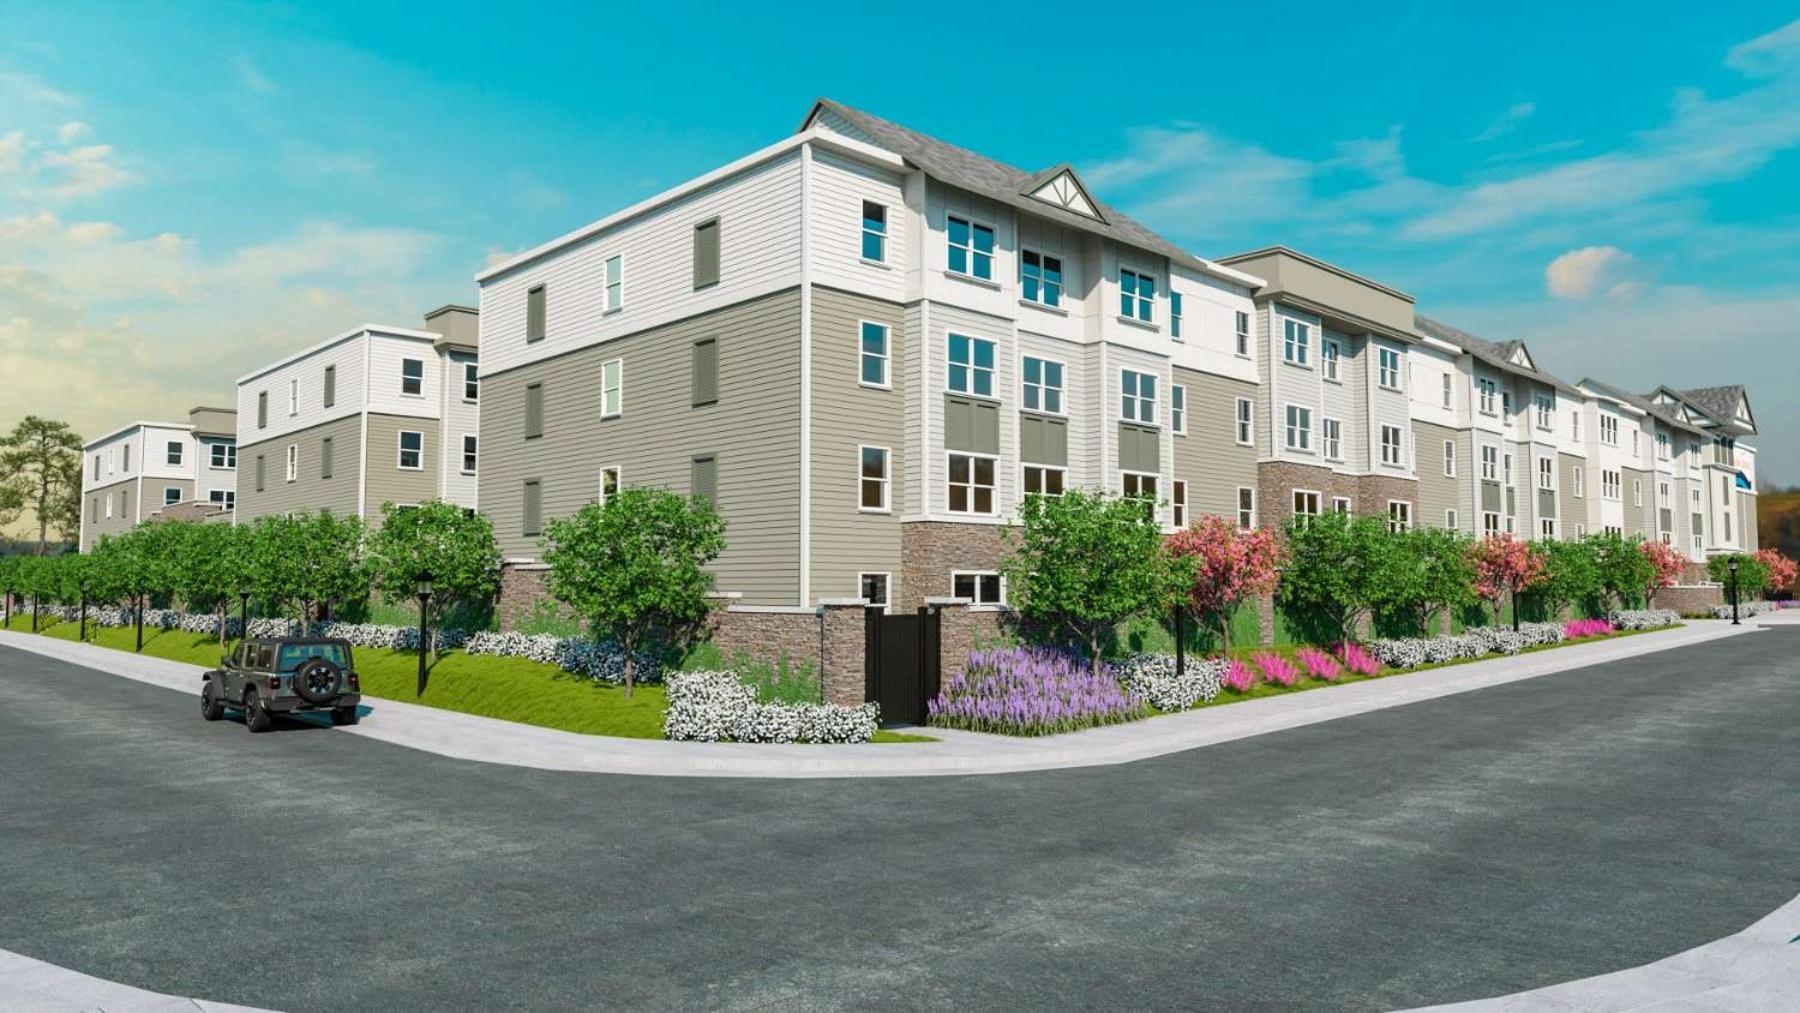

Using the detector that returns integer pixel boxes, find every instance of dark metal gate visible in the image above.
[864,606,940,725]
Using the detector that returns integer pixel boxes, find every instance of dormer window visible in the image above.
[946,216,993,280]
[1020,250,1062,307]
[1119,268,1154,322]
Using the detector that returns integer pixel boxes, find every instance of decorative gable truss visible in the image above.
[1023,164,1105,222]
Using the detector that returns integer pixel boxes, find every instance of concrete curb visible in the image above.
[0,620,1764,780]
[0,945,271,1012]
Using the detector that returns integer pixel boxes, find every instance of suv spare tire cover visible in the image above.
[293,659,343,703]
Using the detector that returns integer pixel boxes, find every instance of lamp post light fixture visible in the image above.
[415,572,434,697]
[134,585,146,652]
[79,580,90,643]
[238,588,251,642]
[1728,557,1741,625]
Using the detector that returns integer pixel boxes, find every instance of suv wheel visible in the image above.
[330,706,359,726]
[243,687,273,733]
[200,681,224,721]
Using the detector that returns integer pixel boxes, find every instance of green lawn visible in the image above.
[1,615,936,742]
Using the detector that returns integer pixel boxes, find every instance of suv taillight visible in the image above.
[346,671,359,690]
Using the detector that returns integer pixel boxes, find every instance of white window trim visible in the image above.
[1331,495,1353,514]
[1282,318,1312,367]
[1443,440,1456,478]
[597,465,622,504]
[1380,425,1404,467]
[1322,417,1343,462]
[463,362,480,403]
[1293,488,1323,517]
[287,378,298,416]
[945,214,996,280]
[1538,457,1555,491]
[946,333,997,399]
[1321,338,1341,382]
[460,433,478,476]
[1119,368,1158,426]
[1237,486,1257,529]
[601,358,624,419]
[1020,354,1067,416]
[1170,384,1186,435]
[861,201,888,265]
[858,571,892,610]
[400,358,425,398]
[1387,500,1412,532]
[1018,247,1064,308]
[604,254,624,314]
[858,320,891,391]
[1377,347,1402,391]
[163,486,182,506]
[1235,398,1254,446]
[858,444,891,514]
[945,451,998,516]
[1446,508,1459,529]
[285,444,298,483]
[1284,403,1313,453]
[1120,470,1160,512]
[396,430,425,471]
[1170,479,1188,528]
[1021,463,1067,497]
[1118,267,1155,324]
[950,569,1006,606]
[1234,311,1251,358]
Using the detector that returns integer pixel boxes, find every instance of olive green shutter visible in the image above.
[943,396,999,455]
[1481,481,1501,512]
[320,436,334,479]
[257,392,268,428]
[692,337,718,406]
[323,365,336,407]
[526,286,546,343]
[255,455,265,492]
[692,219,720,289]
[525,383,543,439]
[522,480,541,536]
[691,455,717,505]
[1117,423,1160,472]
[1019,414,1067,467]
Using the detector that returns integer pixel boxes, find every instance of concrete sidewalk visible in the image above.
[0,620,1760,779]
[0,945,269,1012]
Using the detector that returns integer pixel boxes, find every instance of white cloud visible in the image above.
[0,129,27,173]
[56,120,89,143]
[1083,124,1314,233]
[1545,245,1645,300]
[233,54,278,94]
[1473,101,1536,142]
[0,67,77,107]
[35,143,137,198]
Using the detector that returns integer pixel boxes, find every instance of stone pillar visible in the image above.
[818,600,867,707]
[1255,594,1275,647]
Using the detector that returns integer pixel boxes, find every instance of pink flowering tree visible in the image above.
[1468,534,1546,628]
[1754,548,1798,599]
[1638,540,1687,608]
[1165,515,1284,653]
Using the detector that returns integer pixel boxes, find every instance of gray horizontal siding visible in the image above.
[82,476,140,549]
[235,414,364,525]
[1413,420,1459,528]
[480,287,803,604]
[1171,367,1258,521]
[364,413,441,524]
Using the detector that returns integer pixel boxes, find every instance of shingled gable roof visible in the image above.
[1413,315,1579,395]
[1578,378,1706,434]
[1675,385,1756,434]
[800,99,1254,286]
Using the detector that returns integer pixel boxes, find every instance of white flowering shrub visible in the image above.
[1518,622,1566,647]
[1372,623,1561,668]
[463,630,660,685]
[1607,609,1680,630]
[1369,638,1429,669]
[1708,601,1792,619]
[1463,627,1529,656]
[1116,653,1224,711]
[662,670,877,744]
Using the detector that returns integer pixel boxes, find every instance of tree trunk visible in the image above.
[218,605,227,650]
[1217,612,1232,655]
[621,640,635,697]
[36,469,50,556]
[1087,629,1105,678]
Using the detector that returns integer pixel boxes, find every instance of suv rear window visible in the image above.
[276,644,349,671]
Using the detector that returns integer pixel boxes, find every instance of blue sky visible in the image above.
[3,1,1797,489]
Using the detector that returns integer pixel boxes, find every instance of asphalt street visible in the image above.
[1,629,1796,1011]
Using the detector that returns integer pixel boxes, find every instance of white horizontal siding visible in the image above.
[479,151,804,378]
[365,333,444,420]
[236,334,368,448]
[809,148,907,303]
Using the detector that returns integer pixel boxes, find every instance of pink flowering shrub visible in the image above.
[1254,651,1300,687]
[1223,658,1256,692]
[1337,642,1382,676]
[1294,646,1341,681]
[1564,618,1613,639]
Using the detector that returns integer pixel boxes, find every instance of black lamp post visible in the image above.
[30,591,39,633]
[415,572,434,697]
[1173,606,1186,680]
[238,588,251,642]
[134,585,145,652]
[1728,557,1741,625]
[3,584,12,628]
[78,580,89,642]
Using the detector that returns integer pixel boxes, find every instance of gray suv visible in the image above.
[202,637,363,732]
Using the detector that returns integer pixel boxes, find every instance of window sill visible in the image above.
[1282,359,1312,371]
[859,381,893,392]
[1019,299,1068,317]
[942,270,1001,291]
[859,258,893,271]
[858,508,893,516]
[1114,315,1159,332]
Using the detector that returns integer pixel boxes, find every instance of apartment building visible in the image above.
[476,99,1273,610]
[233,305,480,529]
[79,406,239,550]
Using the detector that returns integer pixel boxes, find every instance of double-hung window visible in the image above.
[1388,501,1412,533]
[604,255,623,311]
[397,431,423,470]
[285,444,298,482]
[1477,378,1497,414]
[861,201,887,263]
[288,378,298,416]
[601,359,623,418]
[1380,425,1403,466]
[947,453,995,514]
[947,334,995,397]
[1293,490,1321,517]
[1283,319,1310,365]
[164,486,182,506]
[1377,347,1401,389]
[1120,370,1156,424]
[1170,385,1186,435]
[1023,465,1065,497]
[1237,487,1256,529]
[461,435,478,474]
[1234,311,1250,355]
[1538,457,1554,490]
[401,358,424,397]
[211,444,237,469]
[598,466,621,503]
[1285,405,1312,451]
[1322,418,1342,460]
[1600,414,1619,445]
[1656,432,1671,460]
[952,571,1004,606]
[166,441,183,466]
[1481,445,1498,480]
[1442,373,1453,409]
[1535,394,1554,430]
[1235,398,1253,445]
[946,215,993,280]
[463,362,480,402]
[1321,339,1340,381]
[1020,250,1062,307]
[859,446,890,512]
[1171,481,1188,528]
[1022,357,1063,414]
[1121,473,1158,518]
[860,322,889,388]
[1118,268,1154,322]
[1573,468,1584,497]
[1169,292,1183,340]
[1443,441,1456,477]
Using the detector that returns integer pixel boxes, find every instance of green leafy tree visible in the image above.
[1708,552,1771,599]
[0,416,84,554]
[1276,512,1393,644]
[1002,489,1171,672]
[366,501,502,660]
[1377,526,1475,635]
[542,487,725,695]
[246,511,370,633]
[1534,537,1602,619]
[170,522,254,648]
[0,554,23,623]
[1589,531,1656,612]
